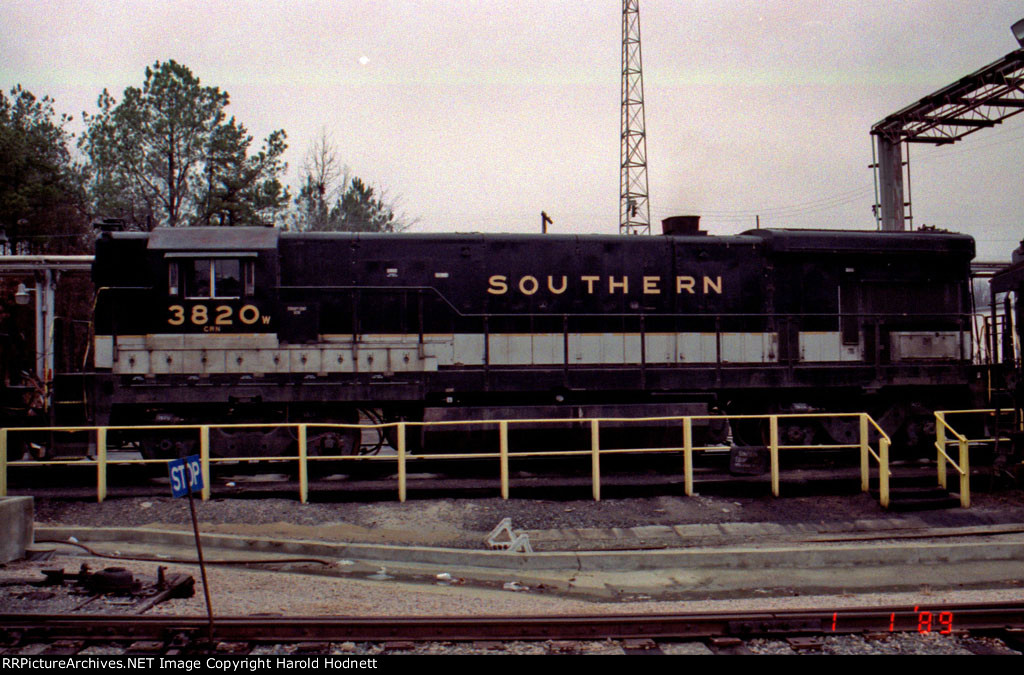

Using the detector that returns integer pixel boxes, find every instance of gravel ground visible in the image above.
[27,486,1024,548]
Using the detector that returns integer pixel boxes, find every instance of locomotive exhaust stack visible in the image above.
[661,215,704,236]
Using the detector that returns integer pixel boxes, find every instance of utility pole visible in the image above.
[619,0,651,235]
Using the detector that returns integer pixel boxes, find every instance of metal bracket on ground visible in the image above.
[484,518,532,554]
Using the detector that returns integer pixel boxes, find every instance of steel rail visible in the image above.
[3,602,1023,644]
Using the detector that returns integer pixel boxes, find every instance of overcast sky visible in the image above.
[2,0,1022,260]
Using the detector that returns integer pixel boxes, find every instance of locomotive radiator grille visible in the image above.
[96,331,787,375]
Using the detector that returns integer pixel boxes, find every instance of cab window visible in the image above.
[168,259,253,299]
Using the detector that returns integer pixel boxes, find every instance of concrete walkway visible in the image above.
[33,519,1024,601]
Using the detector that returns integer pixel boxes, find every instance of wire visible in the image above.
[650,185,874,218]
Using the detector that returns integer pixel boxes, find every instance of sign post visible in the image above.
[169,454,215,646]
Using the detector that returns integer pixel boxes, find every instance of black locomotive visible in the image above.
[988,241,1024,472]
[88,223,976,459]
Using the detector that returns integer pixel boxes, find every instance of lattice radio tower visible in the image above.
[619,0,651,235]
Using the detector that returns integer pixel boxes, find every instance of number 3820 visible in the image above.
[167,304,266,327]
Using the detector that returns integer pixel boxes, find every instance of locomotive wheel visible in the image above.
[822,416,860,446]
[137,432,199,478]
[300,412,362,478]
[730,417,768,447]
[139,434,196,461]
[780,421,817,447]
[885,402,936,458]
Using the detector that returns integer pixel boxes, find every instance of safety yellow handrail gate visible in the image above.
[934,408,1020,508]
[2,411,895,506]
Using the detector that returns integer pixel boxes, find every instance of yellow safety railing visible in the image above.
[934,408,1019,508]
[1,411,895,506]
[859,414,893,508]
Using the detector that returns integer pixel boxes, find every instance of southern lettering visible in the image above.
[486,275,723,296]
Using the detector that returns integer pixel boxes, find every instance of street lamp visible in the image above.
[1013,18,1024,47]
[14,282,32,305]
[12,275,55,390]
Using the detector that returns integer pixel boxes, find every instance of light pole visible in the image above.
[14,271,56,408]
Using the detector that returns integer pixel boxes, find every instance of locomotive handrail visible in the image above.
[104,282,934,323]
[1,410,898,508]
[275,283,971,320]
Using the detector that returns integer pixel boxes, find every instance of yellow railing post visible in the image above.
[591,419,601,502]
[97,427,107,503]
[397,422,407,503]
[298,424,308,504]
[499,421,509,500]
[200,426,211,501]
[769,415,779,497]
[859,414,869,493]
[0,428,7,498]
[959,437,971,508]
[936,412,947,489]
[682,417,693,497]
[879,436,890,509]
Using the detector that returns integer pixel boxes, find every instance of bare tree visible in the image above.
[304,129,346,203]
[290,129,415,233]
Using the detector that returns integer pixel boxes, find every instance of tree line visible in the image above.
[1,60,411,255]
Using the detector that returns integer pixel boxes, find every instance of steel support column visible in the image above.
[875,136,905,232]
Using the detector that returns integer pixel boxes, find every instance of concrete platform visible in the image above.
[0,497,33,562]
[33,522,1024,601]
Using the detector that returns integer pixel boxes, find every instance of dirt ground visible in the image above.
[29,484,1024,548]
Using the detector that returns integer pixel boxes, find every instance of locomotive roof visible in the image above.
[148,226,279,251]
[277,231,756,244]
[112,226,974,258]
[742,228,975,257]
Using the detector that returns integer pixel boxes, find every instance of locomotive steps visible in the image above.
[871,471,964,512]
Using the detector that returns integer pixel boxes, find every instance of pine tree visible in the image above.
[80,60,289,229]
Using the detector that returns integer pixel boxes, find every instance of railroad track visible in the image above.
[3,601,1024,651]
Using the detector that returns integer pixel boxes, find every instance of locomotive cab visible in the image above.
[92,227,314,460]
[94,227,280,375]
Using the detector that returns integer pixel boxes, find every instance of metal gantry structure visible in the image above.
[0,255,93,405]
[619,0,651,235]
[871,47,1024,231]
